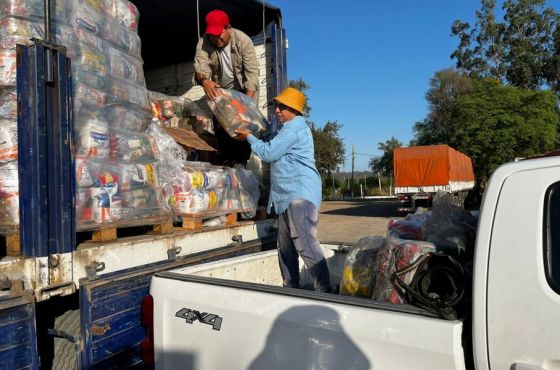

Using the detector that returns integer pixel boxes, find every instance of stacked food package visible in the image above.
[149,91,213,135]
[0,0,171,230]
[149,123,260,220]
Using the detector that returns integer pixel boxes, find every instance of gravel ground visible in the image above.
[317,199,402,243]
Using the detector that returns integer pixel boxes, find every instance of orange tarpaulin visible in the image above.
[394,145,474,187]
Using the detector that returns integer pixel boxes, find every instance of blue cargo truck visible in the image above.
[0,1,286,368]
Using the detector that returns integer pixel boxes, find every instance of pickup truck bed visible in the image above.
[151,245,465,369]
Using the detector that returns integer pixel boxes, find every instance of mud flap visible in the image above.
[0,295,39,369]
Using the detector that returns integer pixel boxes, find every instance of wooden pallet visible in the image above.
[77,215,174,243]
[177,210,238,231]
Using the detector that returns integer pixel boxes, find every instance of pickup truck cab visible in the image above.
[148,156,560,370]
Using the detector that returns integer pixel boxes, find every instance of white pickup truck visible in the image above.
[145,156,560,370]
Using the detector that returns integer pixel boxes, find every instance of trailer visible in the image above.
[393,145,475,212]
[0,0,286,368]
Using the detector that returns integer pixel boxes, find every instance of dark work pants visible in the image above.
[277,200,332,293]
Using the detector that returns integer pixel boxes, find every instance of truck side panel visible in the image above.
[0,296,39,370]
[151,275,466,370]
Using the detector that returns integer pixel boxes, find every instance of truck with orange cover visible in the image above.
[393,145,475,212]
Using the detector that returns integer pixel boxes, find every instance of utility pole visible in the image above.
[351,144,355,198]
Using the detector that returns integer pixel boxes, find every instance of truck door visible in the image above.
[486,165,560,369]
[78,238,272,369]
[0,294,40,369]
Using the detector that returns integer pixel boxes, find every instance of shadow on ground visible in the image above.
[321,200,401,218]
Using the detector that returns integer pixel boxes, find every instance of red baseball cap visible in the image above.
[205,10,229,36]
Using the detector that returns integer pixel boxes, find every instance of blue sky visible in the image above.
[271,0,560,171]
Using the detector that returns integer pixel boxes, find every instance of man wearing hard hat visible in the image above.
[235,87,332,293]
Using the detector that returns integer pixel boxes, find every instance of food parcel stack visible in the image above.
[0,0,170,234]
[148,122,261,228]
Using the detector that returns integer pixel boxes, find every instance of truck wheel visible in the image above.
[52,308,80,370]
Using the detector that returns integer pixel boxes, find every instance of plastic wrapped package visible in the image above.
[0,16,44,49]
[113,0,138,31]
[0,121,17,162]
[0,87,16,119]
[71,0,141,58]
[76,155,94,187]
[78,160,168,225]
[100,19,141,58]
[0,161,18,226]
[0,160,17,191]
[74,81,108,108]
[105,104,151,132]
[77,0,139,32]
[387,211,431,240]
[109,128,158,162]
[421,192,478,259]
[109,80,149,109]
[75,46,108,75]
[184,99,213,134]
[235,166,260,219]
[76,114,110,158]
[73,66,109,91]
[374,238,437,304]
[106,44,144,83]
[71,3,104,39]
[0,0,69,20]
[339,237,387,298]
[0,49,16,86]
[207,89,268,138]
[149,91,213,132]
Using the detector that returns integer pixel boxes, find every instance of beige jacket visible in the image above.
[194,28,259,93]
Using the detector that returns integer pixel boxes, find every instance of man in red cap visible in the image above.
[194,9,259,102]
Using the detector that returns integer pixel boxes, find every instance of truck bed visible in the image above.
[151,244,466,370]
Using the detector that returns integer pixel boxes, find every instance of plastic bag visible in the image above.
[421,192,478,259]
[387,211,431,240]
[0,16,44,49]
[373,238,437,304]
[109,129,158,162]
[207,89,268,138]
[339,237,387,298]
[235,166,260,219]
[0,87,16,119]
[0,49,17,87]
[0,122,17,163]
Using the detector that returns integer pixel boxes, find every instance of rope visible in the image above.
[196,0,201,40]
[262,0,266,39]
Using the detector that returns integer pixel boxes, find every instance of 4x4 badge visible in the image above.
[175,308,223,331]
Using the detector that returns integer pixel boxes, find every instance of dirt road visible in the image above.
[317,199,401,243]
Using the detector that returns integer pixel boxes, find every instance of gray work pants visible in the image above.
[277,200,332,293]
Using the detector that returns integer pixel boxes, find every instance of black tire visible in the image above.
[52,308,80,370]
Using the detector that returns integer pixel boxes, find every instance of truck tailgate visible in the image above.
[151,273,467,370]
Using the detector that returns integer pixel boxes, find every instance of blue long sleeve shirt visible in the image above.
[247,116,322,215]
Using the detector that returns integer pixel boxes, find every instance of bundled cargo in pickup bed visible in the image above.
[393,145,475,211]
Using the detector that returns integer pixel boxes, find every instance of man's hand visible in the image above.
[202,79,221,100]
[246,90,255,99]
[233,128,251,141]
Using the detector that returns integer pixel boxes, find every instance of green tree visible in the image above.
[451,0,560,93]
[311,120,346,180]
[445,79,558,181]
[413,69,474,145]
[369,137,403,176]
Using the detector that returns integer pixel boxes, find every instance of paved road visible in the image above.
[317,199,402,243]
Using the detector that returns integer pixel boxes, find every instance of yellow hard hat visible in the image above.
[273,87,306,114]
